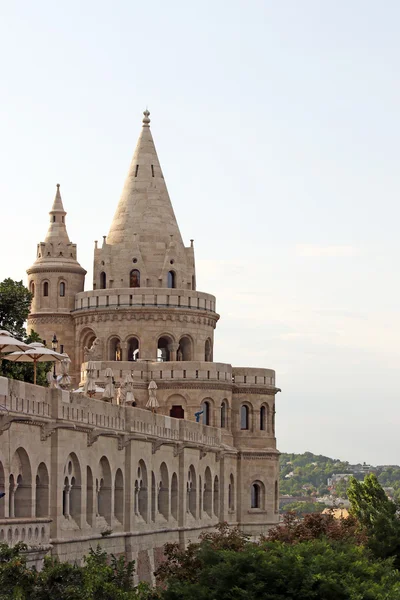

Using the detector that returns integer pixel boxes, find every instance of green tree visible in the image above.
[0,279,32,338]
[157,539,400,600]
[0,279,52,386]
[348,473,400,567]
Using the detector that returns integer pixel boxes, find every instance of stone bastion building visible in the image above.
[0,111,280,579]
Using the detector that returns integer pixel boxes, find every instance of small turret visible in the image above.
[26,185,86,380]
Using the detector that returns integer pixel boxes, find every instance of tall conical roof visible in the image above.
[107,110,184,246]
[45,184,70,244]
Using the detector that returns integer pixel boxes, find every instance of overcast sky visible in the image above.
[1,1,400,465]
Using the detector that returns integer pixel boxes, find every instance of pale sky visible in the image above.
[1,1,400,465]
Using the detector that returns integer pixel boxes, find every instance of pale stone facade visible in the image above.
[0,111,280,576]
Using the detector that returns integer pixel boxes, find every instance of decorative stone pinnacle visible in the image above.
[142,109,150,127]
[56,183,60,189]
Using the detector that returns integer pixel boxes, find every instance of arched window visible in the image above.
[86,466,94,526]
[43,281,49,297]
[167,271,176,288]
[260,405,266,430]
[202,401,210,426]
[114,469,124,524]
[177,336,192,361]
[240,405,249,430]
[157,336,172,362]
[158,463,169,520]
[251,483,261,509]
[127,337,139,361]
[205,338,212,362]
[59,282,66,297]
[100,272,106,289]
[98,457,112,525]
[171,473,178,520]
[109,337,122,361]
[137,460,148,522]
[130,269,140,288]
[35,463,49,518]
[220,401,227,428]
[29,282,35,297]
[228,474,235,511]
[187,465,196,517]
[203,467,212,517]
[213,476,219,518]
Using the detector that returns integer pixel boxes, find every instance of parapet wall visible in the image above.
[73,288,217,314]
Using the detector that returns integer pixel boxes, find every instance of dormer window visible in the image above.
[130,269,140,288]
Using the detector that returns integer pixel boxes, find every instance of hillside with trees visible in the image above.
[280,451,400,503]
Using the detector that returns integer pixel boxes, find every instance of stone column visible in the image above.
[168,343,179,361]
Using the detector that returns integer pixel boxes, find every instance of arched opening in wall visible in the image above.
[157,335,173,362]
[109,336,122,361]
[177,336,192,361]
[114,469,124,524]
[98,457,112,525]
[11,448,32,518]
[9,475,15,518]
[100,272,107,289]
[170,405,184,419]
[213,476,219,518]
[138,460,148,522]
[158,462,169,520]
[167,271,176,288]
[205,338,212,362]
[201,401,211,426]
[59,282,66,297]
[151,471,156,522]
[63,453,82,524]
[260,405,266,431]
[220,401,227,428]
[187,465,196,518]
[228,474,235,511]
[29,282,35,297]
[240,405,250,430]
[130,269,140,288]
[0,462,5,518]
[191,275,196,290]
[204,467,212,517]
[43,281,49,297]
[251,481,265,509]
[171,472,178,520]
[275,480,278,513]
[127,337,139,361]
[35,463,49,518]
[86,466,94,526]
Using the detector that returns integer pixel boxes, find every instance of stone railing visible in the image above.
[80,361,276,388]
[81,360,233,386]
[0,518,51,547]
[0,377,51,418]
[73,288,217,314]
[0,377,222,448]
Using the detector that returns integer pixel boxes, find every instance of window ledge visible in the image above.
[247,509,267,514]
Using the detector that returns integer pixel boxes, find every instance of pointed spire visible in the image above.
[50,183,66,214]
[107,110,184,247]
[44,184,70,243]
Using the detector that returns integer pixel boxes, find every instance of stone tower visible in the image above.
[26,184,86,366]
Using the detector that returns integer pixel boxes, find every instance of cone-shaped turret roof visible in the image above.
[107,110,184,246]
[45,184,71,244]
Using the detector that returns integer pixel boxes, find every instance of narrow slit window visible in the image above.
[135,165,139,177]
[151,164,155,177]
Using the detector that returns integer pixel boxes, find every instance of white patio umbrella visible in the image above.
[102,367,115,401]
[124,373,135,405]
[83,361,97,397]
[3,342,65,385]
[146,380,159,412]
[0,330,31,357]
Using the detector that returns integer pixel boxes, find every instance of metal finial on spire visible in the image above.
[142,109,150,127]
[56,183,60,189]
